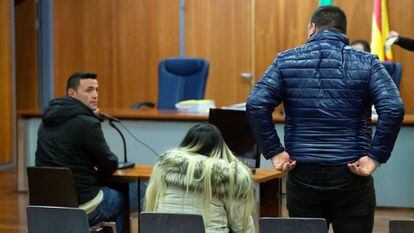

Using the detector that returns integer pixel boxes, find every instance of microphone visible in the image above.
[99,112,120,122]
[99,111,135,169]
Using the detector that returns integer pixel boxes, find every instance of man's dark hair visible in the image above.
[351,39,371,53]
[310,5,347,34]
[66,72,97,93]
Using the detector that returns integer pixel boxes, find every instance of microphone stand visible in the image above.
[108,119,135,169]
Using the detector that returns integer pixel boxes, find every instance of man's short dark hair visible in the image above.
[66,72,97,93]
[310,5,347,34]
[351,39,371,53]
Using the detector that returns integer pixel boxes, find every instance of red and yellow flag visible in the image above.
[371,0,393,61]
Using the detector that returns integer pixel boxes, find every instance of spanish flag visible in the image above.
[371,0,393,61]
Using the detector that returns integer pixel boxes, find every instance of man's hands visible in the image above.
[347,156,378,176]
[93,108,101,117]
[271,151,296,172]
[270,152,378,176]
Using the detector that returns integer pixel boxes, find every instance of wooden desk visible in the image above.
[112,166,285,225]
[113,165,153,181]
[113,165,285,182]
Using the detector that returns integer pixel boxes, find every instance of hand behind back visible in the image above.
[347,156,377,176]
[271,151,296,172]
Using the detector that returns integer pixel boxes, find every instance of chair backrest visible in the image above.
[381,61,402,88]
[140,212,205,233]
[27,166,78,207]
[259,217,328,233]
[389,220,414,233]
[27,206,89,233]
[158,58,209,109]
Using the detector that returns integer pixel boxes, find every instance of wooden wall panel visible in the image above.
[15,0,38,111]
[51,0,414,112]
[334,0,373,41]
[185,0,253,107]
[386,0,414,114]
[255,0,414,114]
[255,0,318,113]
[0,0,14,164]
[54,0,180,109]
[255,0,318,80]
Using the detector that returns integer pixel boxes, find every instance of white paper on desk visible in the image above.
[386,37,398,46]
[175,99,215,114]
[222,102,246,111]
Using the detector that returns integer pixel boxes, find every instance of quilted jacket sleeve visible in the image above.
[368,57,405,163]
[246,58,285,159]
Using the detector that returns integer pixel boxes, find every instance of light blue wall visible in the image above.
[373,127,414,207]
[23,118,414,207]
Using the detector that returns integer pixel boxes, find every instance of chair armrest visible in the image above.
[102,222,117,233]
[131,101,156,109]
[89,223,103,233]
[89,221,117,233]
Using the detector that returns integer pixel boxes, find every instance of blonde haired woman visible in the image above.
[145,123,255,233]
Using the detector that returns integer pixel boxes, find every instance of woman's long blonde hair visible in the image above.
[145,123,255,233]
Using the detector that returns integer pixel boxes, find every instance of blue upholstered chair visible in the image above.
[381,61,402,88]
[132,58,209,110]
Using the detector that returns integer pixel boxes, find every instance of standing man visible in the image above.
[246,6,404,233]
[36,72,124,233]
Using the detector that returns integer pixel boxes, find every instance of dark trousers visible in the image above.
[88,186,125,233]
[286,164,376,233]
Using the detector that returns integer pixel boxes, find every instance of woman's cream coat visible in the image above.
[145,149,255,233]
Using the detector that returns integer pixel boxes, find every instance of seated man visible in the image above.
[145,123,255,233]
[350,39,371,52]
[36,72,124,233]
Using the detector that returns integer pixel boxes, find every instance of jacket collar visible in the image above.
[307,29,349,45]
[156,149,251,199]
[42,96,96,126]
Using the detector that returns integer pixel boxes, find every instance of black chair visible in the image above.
[27,166,116,233]
[259,217,328,233]
[27,166,78,207]
[27,206,90,233]
[140,212,205,233]
[389,219,414,233]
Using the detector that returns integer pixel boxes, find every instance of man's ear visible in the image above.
[308,23,317,39]
[67,88,76,97]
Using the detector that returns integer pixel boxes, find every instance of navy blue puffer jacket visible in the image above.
[246,30,405,165]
